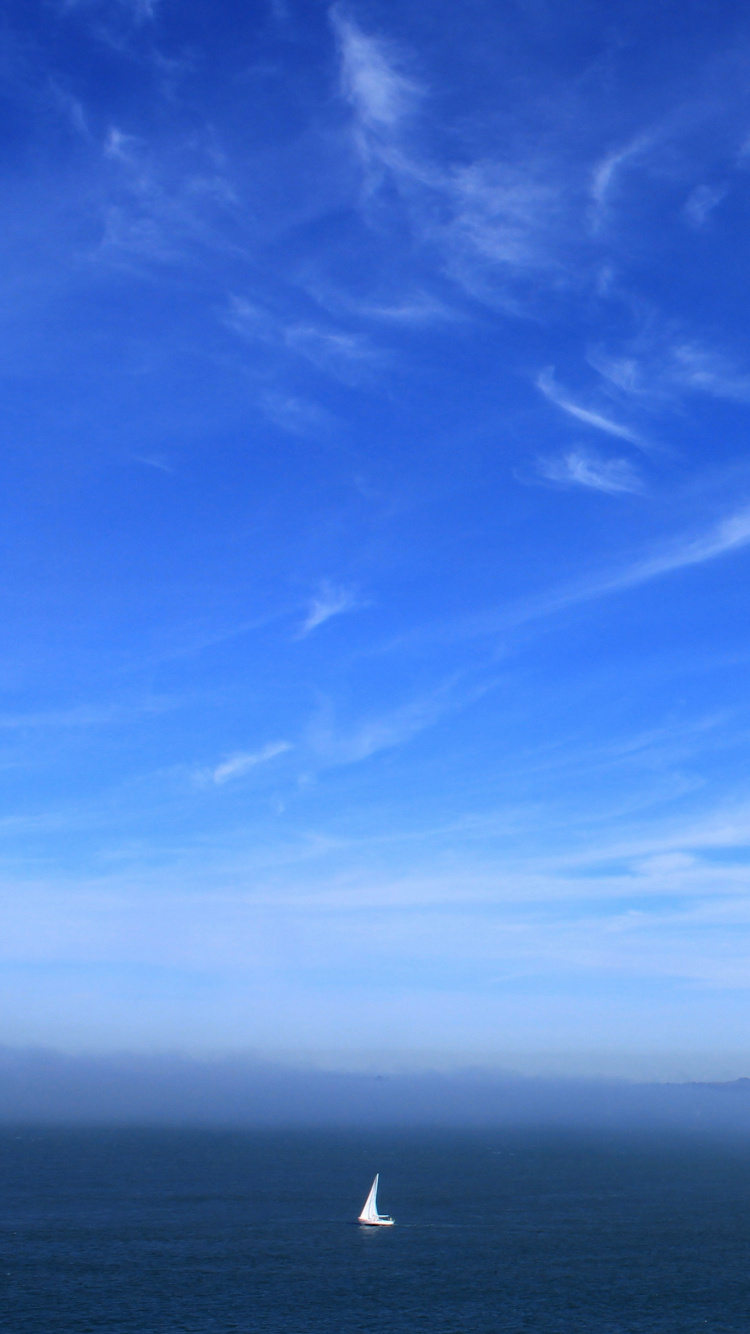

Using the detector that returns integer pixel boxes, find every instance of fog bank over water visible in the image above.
[2,1049,750,1131]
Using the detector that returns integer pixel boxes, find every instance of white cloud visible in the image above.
[521,505,750,624]
[299,583,358,636]
[308,695,445,766]
[212,741,291,786]
[225,297,270,340]
[61,0,157,16]
[332,8,422,134]
[130,453,174,473]
[538,448,642,495]
[586,351,644,396]
[260,393,336,438]
[49,81,90,138]
[284,323,379,380]
[667,342,750,401]
[684,182,727,227]
[96,123,238,267]
[443,502,750,648]
[537,368,645,447]
[360,293,456,324]
[590,132,656,218]
[590,338,750,405]
[268,0,291,24]
[104,126,140,163]
[118,0,157,23]
[226,298,380,384]
[306,674,493,768]
[0,696,183,730]
[300,276,458,327]
[615,506,750,589]
[331,13,568,305]
[526,505,750,623]
[445,162,561,284]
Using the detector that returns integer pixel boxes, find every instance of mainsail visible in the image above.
[358,1174,394,1226]
[359,1174,381,1223]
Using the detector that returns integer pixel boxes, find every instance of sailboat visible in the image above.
[358,1173,394,1226]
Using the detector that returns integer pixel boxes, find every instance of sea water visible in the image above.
[1,1126,749,1332]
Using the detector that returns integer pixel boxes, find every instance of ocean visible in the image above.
[1,1126,749,1332]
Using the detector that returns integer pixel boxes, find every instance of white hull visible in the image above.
[359,1216,394,1227]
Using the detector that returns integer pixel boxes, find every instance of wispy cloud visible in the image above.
[129,453,174,473]
[260,393,337,438]
[129,0,158,19]
[537,368,646,447]
[284,323,379,380]
[332,7,422,137]
[441,503,750,648]
[226,298,380,384]
[590,131,656,219]
[308,692,449,766]
[61,0,158,16]
[331,13,570,308]
[103,126,140,162]
[529,505,750,626]
[684,182,727,227]
[0,696,184,730]
[666,342,750,401]
[590,337,750,405]
[96,123,238,267]
[298,583,358,636]
[537,448,643,495]
[48,80,90,138]
[300,275,459,328]
[211,741,291,786]
[587,348,658,399]
[360,293,457,324]
[224,297,269,340]
[612,506,750,590]
[443,162,562,291]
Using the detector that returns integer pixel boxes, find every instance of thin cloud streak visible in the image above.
[308,695,444,766]
[667,343,750,402]
[590,131,656,222]
[537,448,643,495]
[212,742,291,786]
[226,298,381,385]
[611,507,750,590]
[534,506,750,622]
[590,338,750,405]
[298,584,358,636]
[304,670,494,768]
[61,0,158,18]
[0,696,186,730]
[260,393,337,439]
[431,503,750,649]
[537,369,646,447]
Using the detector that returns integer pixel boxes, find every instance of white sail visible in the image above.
[359,1174,380,1222]
[358,1173,394,1226]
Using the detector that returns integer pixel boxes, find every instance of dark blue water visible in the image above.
[1,1127,750,1331]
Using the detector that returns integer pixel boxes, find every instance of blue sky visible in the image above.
[3,0,750,1075]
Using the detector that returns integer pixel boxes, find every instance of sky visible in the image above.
[3,0,750,1078]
